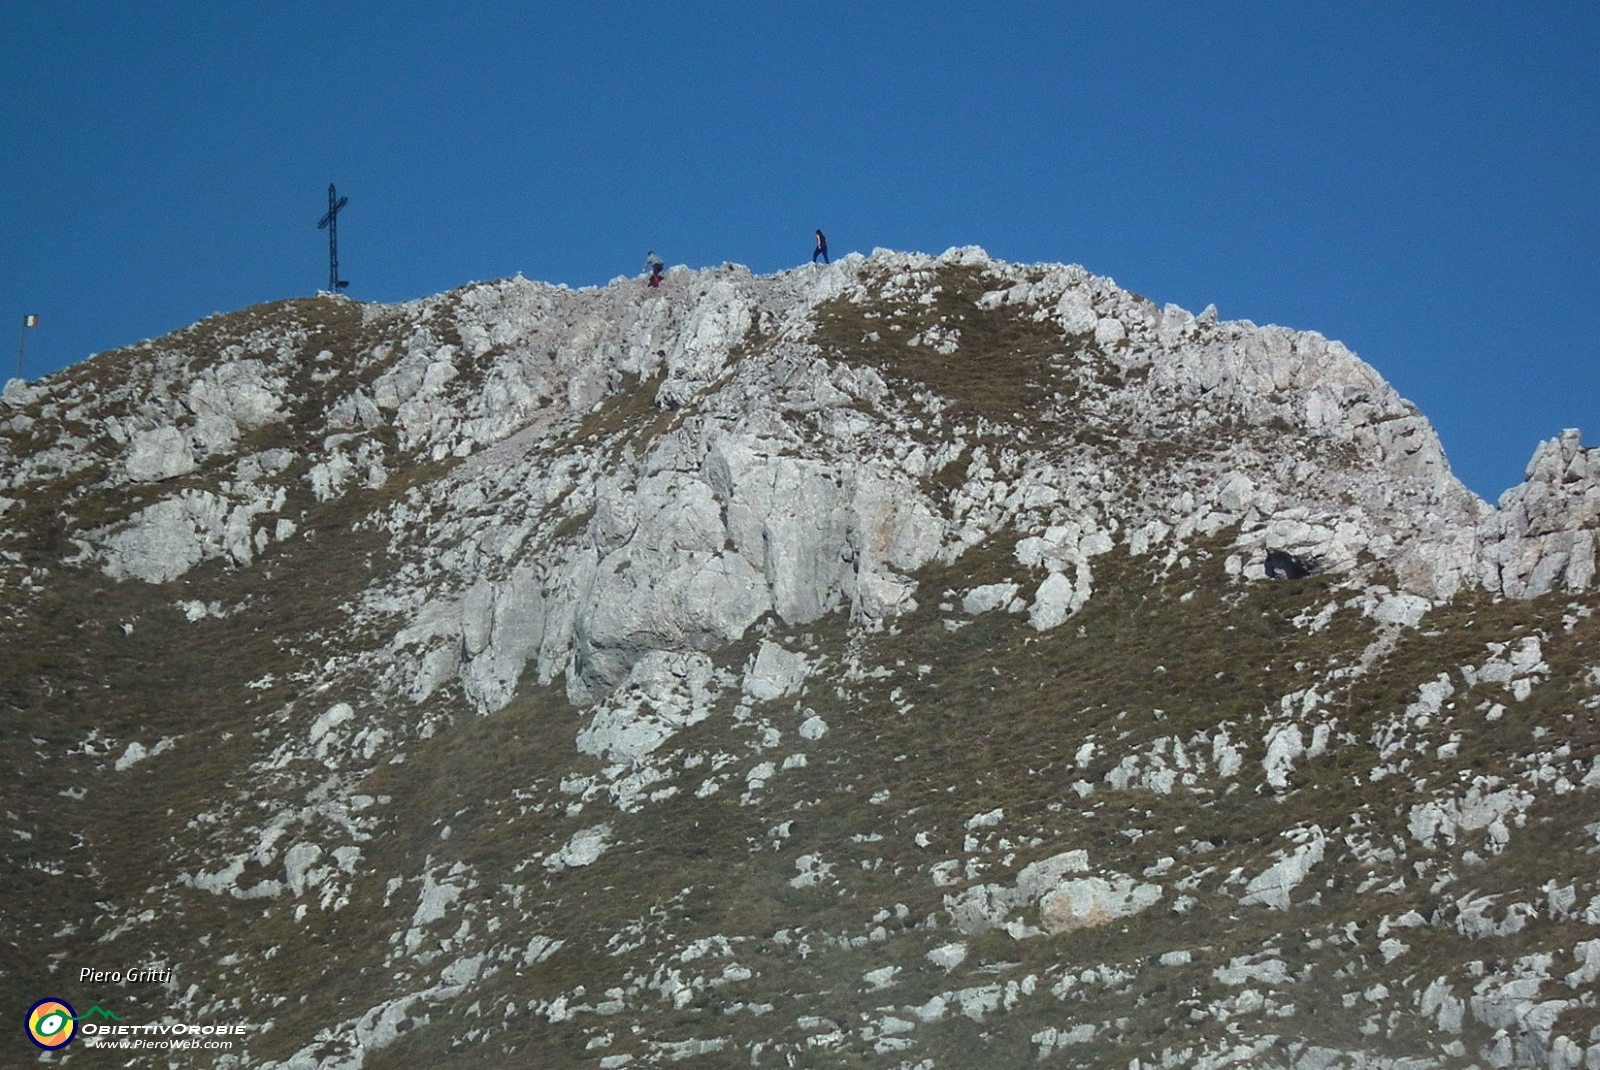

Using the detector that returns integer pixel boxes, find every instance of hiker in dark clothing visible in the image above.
[645,252,664,288]
[813,230,829,264]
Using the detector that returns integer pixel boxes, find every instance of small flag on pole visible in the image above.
[17,315,38,379]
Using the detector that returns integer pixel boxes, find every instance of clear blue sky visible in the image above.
[3,3,1595,500]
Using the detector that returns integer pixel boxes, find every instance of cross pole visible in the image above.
[16,315,37,381]
[316,184,350,292]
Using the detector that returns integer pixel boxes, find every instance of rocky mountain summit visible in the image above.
[3,247,1598,1069]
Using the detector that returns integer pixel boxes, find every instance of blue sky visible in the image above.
[2,3,1595,500]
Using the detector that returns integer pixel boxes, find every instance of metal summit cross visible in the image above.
[316,183,350,292]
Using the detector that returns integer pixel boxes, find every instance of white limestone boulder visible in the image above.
[1039,876,1163,935]
[125,426,196,482]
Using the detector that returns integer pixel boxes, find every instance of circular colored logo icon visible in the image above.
[27,998,77,1050]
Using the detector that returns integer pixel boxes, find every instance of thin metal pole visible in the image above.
[16,322,25,381]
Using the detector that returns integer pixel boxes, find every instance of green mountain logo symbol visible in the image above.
[70,1007,121,1023]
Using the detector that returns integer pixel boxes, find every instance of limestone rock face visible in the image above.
[20,249,1592,702]
[1480,430,1599,597]
[95,485,287,582]
[125,425,197,482]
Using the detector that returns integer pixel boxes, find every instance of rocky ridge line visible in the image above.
[2,248,1593,708]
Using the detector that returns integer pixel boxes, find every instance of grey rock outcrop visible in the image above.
[1480,429,1599,597]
